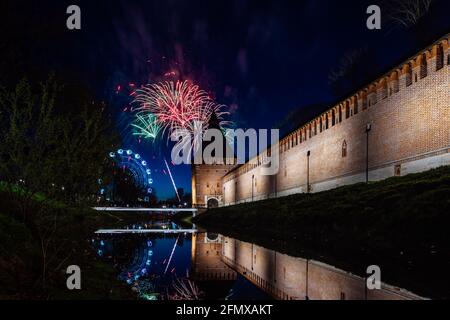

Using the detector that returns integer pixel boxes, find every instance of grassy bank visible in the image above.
[0,189,154,300]
[194,166,450,299]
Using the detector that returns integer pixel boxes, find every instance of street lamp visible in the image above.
[365,123,372,183]
[274,174,277,198]
[252,175,255,201]
[307,151,311,193]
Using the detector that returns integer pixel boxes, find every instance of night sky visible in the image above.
[2,0,449,199]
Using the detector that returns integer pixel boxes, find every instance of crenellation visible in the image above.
[217,34,450,204]
[193,34,450,207]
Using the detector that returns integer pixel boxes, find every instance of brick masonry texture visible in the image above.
[192,34,450,207]
[221,236,423,300]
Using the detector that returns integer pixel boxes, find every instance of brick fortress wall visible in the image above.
[192,164,235,207]
[222,35,450,205]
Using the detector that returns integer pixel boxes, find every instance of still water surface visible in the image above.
[92,219,419,300]
[91,220,271,300]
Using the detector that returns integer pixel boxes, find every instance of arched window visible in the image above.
[420,53,427,79]
[345,101,350,119]
[326,114,329,129]
[370,86,377,105]
[338,105,342,122]
[362,95,368,110]
[405,63,412,87]
[436,44,444,71]
[392,71,399,93]
[381,80,388,99]
[342,140,347,158]
[354,97,359,115]
[332,109,336,126]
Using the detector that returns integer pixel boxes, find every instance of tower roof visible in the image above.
[196,112,235,165]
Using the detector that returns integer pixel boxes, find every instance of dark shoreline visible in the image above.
[0,193,161,300]
[194,166,450,299]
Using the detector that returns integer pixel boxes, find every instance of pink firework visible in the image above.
[134,80,230,137]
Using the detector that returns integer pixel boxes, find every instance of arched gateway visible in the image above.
[207,198,219,208]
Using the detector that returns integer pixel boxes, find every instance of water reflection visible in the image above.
[91,221,269,300]
[92,220,420,300]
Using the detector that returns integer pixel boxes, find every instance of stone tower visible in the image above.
[191,113,236,208]
[191,232,236,281]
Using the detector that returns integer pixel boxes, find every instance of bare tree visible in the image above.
[328,48,367,86]
[386,0,434,28]
[327,47,379,98]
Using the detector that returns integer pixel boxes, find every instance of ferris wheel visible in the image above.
[109,148,154,194]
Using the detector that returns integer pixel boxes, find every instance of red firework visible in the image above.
[134,80,230,137]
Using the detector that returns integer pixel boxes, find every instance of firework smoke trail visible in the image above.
[164,158,180,202]
[164,234,180,275]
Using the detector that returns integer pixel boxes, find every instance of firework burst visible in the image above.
[130,113,161,140]
[134,80,230,138]
[169,277,203,300]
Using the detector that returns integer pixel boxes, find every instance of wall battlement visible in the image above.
[222,34,450,205]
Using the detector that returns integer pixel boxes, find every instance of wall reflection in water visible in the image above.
[92,224,421,300]
[91,223,269,300]
[221,236,423,300]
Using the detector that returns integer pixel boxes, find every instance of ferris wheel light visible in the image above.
[109,148,154,193]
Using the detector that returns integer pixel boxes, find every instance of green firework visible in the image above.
[131,113,161,140]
